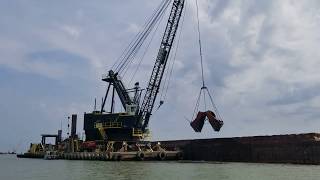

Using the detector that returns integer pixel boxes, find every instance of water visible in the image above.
[1,155,320,180]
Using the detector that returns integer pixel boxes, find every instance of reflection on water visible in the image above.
[1,155,320,180]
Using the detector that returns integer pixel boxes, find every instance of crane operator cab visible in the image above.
[126,104,138,116]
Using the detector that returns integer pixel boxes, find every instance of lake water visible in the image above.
[1,154,320,180]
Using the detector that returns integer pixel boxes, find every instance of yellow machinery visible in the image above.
[28,143,44,154]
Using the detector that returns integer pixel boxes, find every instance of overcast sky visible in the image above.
[1,0,320,152]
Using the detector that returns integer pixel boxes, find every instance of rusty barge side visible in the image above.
[159,133,320,164]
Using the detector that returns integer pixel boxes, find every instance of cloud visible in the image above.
[199,0,320,135]
[60,25,81,39]
[149,0,320,139]
[1,0,320,151]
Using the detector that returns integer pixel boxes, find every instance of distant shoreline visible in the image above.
[0,152,16,155]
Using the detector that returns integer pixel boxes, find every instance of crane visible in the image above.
[139,0,185,131]
[84,0,185,142]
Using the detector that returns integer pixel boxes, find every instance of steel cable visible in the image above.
[112,0,169,72]
[116,0,171,75]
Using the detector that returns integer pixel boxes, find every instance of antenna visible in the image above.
[94,98,97,111]
[101,97,104,112]
[67,116,70,137]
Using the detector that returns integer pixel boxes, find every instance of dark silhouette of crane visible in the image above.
[84,0,185,142]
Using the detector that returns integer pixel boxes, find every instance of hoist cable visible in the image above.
[192,0,222,122]
[111,1,162,71]
[115,0,171,75]
[127,2,168,85]
[195,0,205,88]
[192,89,202,120]
[118,1,169,74]
[206,88,222,120]
[112,0,169,72]
[203,88,207,110]
[119,1,171,76]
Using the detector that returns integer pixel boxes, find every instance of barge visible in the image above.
[18,132,320,164]
[160,133,320,164]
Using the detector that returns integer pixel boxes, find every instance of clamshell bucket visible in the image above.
[190,111,206,132]
[206,111,223,131]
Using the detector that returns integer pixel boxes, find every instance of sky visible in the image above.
[1,0,320,152]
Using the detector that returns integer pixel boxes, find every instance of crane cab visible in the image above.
[126,104,138,115]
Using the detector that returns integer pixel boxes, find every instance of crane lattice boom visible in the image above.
[139,0,185,130]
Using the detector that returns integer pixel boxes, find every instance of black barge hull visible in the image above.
[159,133,320,164]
